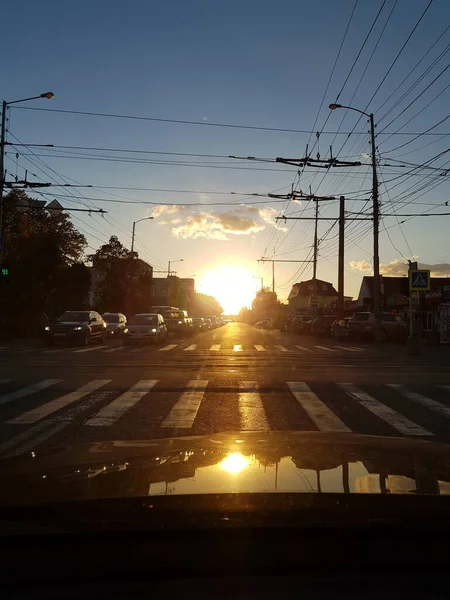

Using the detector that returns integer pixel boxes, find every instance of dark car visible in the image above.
[331,317,351,341]
[192,317,207,330]
[45,311,106,346]
[292,315,313,334]
[124,313,167,345]
[102,313,127,338]
[152,308,193,337]
[311,315,337,338]
[348,312,408,342]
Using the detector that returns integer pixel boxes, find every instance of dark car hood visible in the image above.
[52,321,88,327]
[1,431,450,507]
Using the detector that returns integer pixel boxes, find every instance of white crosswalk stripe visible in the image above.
[85,380,158,426]
[274,345,289,352]
[287,382,351,432]
[158,344,177,352]
[339,383,432,436]
[210,344,221,351]
[239,381,269,431]
[388,384,450,419]
[254,345,267,352]
[295,345,313,352]
[0,379,62,406]
[315,345,336,352]
[73,345,105,354]
[184,344,197,351]
[7,380,111,425]
[103,346,123,353]
[162,380,208,428]
[233,345,243,352]
[131,346,147,353]
[335,346,363,352]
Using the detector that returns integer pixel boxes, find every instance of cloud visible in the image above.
[153,203,285,240]
[172,211,264,240]
[349,258,450,277]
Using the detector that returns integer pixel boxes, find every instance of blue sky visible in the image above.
[3,0,450,310]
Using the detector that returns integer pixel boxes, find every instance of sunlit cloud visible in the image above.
[349,258,450,277]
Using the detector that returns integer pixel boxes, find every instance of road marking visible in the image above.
[43,348,65,354]
[233,345,243,352]
[210,344,221,351]
[85,380,158,426]
[254,345,267,352]
[339,383,432,437]
[184,344,197,351]
[239,381,269,431]
[13,349,34,354]
[315,345,337,352]
[287,382,351,432]
[7,380,111,425]
[274,345,289,352]
[103,346,123,353]
[73,345,105,354]
[131,346,148,353]
[158,344,177,352]
[335,346,362,352]
[162,380,208,428]
[388,384,450,419]
[0,379,62,406]
[295,346,313,352]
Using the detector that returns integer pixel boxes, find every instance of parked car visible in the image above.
[311,315,337,337]
[192,317,207,330]
[255,320,272,329]
[331,318,351,341]
[150,307,193,337]
[203,318,212,330]
[45,311,106,346]
[102,312,127,337]
[348,312,408,342]
[292,315,313,334]
[124,313,167,345]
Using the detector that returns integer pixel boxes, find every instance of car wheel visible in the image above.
[100,333,106,344]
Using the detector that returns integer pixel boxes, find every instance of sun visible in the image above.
[198,265,256,314]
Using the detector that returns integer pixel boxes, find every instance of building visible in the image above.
[356,275,450,310]
[152,276,195,311]
[288,278,338,314]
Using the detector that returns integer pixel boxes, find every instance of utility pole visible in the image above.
[337,196,345,320]
[370,112,381,342]
[257,259,313,295]
[312,200,319,281]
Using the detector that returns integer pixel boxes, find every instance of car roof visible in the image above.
[133,313,160,317]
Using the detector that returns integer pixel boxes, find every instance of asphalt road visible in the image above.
[1,322,450,458]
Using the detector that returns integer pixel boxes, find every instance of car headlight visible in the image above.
[124,329,129,334]
[44,326,50,331]
[73,326,83,331]
[178,321,183,324]
[151,328,157,333]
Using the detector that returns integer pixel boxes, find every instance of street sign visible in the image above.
[409,269,430,291]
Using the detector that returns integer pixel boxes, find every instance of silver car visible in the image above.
[102,313,127,338]
[124,313,167,345]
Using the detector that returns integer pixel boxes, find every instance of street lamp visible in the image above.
[253,276,264,290]
[168,258,183,277]
[131,216,153,254]
[0,92,54,241]
[329,102,381,342]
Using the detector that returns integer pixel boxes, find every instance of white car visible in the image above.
[124,313,167,345]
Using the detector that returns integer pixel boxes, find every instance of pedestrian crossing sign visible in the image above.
[409,269,430,291]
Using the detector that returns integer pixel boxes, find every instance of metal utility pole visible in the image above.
[312,200,319,281]
[370,112,381,343]
[258,259,313,295]
[337,196,345,320]
[329,103,381,341]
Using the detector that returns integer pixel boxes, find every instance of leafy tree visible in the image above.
[89,236,152,315]
[251,288,278,322]
[190,292,223,317]
[0,190,87,335]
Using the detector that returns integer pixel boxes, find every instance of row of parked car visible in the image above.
[290,312,408,342]
[44,309,229,347]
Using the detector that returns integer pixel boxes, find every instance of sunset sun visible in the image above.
[199,265,256,314]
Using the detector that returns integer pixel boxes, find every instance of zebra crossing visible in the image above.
[0,342,367,357]
[2,376,450,456]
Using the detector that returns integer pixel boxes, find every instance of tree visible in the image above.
[190,292,223,317]
[0,190,88,335]
[251,288,279,322]
[89,236,153,314]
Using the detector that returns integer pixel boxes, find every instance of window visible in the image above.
[321,284,328,291]
[307,283,313,291]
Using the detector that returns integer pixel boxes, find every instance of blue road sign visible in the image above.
[409,270,430,291]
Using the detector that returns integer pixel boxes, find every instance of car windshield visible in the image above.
[129,315,158,325]
[58,312,90,323]
[103,314,119,323]
[2,2,449,519]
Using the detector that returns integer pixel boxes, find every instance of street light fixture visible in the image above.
[0,91,55,241]
[168,258,183,277]
[131,216,154,254]
[329,102,381,343]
